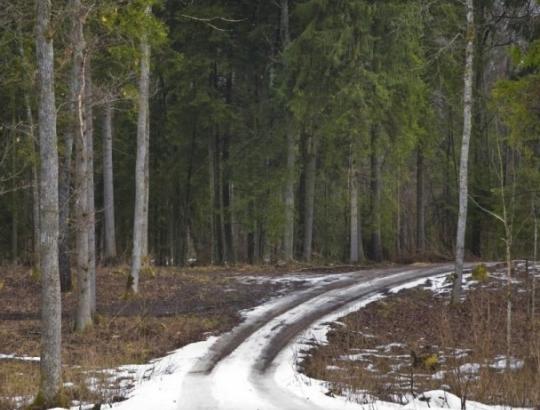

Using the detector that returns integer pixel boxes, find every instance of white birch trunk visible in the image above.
[35,0,62,403]
[452,0,475,304]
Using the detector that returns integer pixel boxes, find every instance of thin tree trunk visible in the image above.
[396,165,402,259]
[58,145,73,291]
[208,133,216,264]
[85,60,96,315]
[370,125,383,262]
[452,0,475,304]
[350,164,359,264]
[35,0,62,403]
[218,134,228,263]
[102,97,117,261]
[72,0,91,331]
[416,146,425,254]
[25,95,41,268]
[303,134,318,262]
[281,0,296,262]
[11,130,18,263]
[129,6,151,293]
[533,201,537,332]
[17,22,41,269]
[142,108,150,259]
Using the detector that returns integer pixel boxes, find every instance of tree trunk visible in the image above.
[129,6,151,293]
[142,109,150,259]
[208,133,217,264]
[29,102,40,268]
[17,22,41,269]
[102,97,117,261]
[370,125,383,262]
[302,134,318,262]
[85,60,96,315]
[533,201,537,332]
[281,0,296,262]
[218,133,228,263]
[72,0,92,331]
[11,132,18,263]
[35,0,62,403]
[350,166,359,263]
[452,0,475,304]
[416,146,425,254]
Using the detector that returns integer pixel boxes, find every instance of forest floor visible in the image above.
[0,262,367,409]
[301,262,540,408]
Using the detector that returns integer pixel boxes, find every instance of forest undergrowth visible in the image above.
[0,264,300,409]
[301,263,540,408]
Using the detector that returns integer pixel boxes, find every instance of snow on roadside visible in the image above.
[272,271,531,410]
[92,337,215,410]
[0,353,40,362]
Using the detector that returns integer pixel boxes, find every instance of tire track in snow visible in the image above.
[180,263,466,410]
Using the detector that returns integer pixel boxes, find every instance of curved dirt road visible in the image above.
[115,264,472,410]
[176,263,463,410]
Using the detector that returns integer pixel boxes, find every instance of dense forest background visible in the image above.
[1,0,539,269]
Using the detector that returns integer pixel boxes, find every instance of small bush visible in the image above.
[471,264,488,281]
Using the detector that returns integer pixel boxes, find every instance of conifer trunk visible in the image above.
[370,125,383,262]
[35,0,62,403]
[416,146,425,254]
[452,0,475,304]
[208,133,217,264]
[303,134,318,262]
[281,0,296,262]
[102,97,117,261]
[350,165,360,263]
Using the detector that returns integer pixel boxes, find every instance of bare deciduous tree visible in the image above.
[35,0,62,404]
[452,0,475,304]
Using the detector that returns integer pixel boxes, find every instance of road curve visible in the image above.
[179,263,469,410]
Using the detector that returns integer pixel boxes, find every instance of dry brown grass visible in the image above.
[302,265,540,407]
[0,264,291,409]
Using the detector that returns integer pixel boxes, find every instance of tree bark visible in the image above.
[208,132,217,264]
[16,22,41,269]
[370,125,383,262]
[302,134,318,262]
[452,0,475,304]
[27,95,41,268]
[71,0,92,331]
[350,164,360,263]
[416,146,425,254]
[35,0,62,403]
[85,60,96,315]
[102,97,117,261]
[281,0,296,262]
[142,108,150,259]
[129,6,151,293]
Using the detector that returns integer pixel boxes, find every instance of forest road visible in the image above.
[178,263,478,410]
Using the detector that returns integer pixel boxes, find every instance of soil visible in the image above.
[301,263,540,408]
[0,263,318,409]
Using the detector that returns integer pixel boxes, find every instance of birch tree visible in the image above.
[35,0,62,404]
[452,0,475,304]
